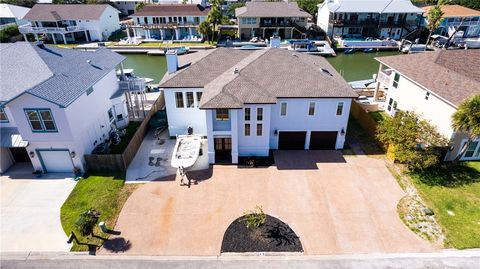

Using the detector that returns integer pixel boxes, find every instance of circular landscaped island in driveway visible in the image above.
[221,215,303,253]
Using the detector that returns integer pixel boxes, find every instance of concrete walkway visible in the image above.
[103,151,433,256]
[1,164,76,252]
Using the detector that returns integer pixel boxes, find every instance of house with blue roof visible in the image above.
[0,42,130,173]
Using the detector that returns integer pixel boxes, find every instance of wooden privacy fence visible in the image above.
[350,101,380,138]
[84,94,165,172]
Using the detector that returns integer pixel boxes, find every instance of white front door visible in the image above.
[39,150,74,173]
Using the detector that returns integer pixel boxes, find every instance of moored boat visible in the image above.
[171,135,202,169]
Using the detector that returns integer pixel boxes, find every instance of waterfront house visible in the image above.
[159,48,357,164]
[0,4,30,30]
[19,4,121,44]
[129,4,209,41]
[0,42,129,173]
[317,0,423,40]
[422,4,480,38]
[235,1,312,40]
[375,50,480,161]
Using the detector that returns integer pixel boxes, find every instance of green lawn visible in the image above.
[409,162,480,248]
[109,121,142,154]
[60,174,138,251]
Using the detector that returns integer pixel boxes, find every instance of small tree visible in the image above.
[241,205,266,229]
[135,1,145,11]
[376,111,448,170]
[296,0,323,18]
[451,95,480,162]
[425,4,444,45]
[227,2,245,18]
[198,20,212,43]
[207,0,223,42]
[75,209,100,236]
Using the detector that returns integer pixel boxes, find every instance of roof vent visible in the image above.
[87,60,91,64]
[320,68,333,76]
[292,53,298,57]
[233,67,239,74]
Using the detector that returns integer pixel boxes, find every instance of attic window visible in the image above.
[320,68,333,76]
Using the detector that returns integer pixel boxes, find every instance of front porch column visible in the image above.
[126,27,131,39]
[205,110,215,164]
[291,28,294,38]
[160,29,165,40]
[373,63,383,101]
[84,30,89,41]
[51,33,57,44]
[23,34,27,41]
[263,28,266,38]
[230,110,239,164]
[62,34,67,44]
[188,27,193,37]
[174,28,180,40]
[34,33,39,41]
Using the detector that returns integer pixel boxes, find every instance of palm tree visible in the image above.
[425,4,444,46]
[198,21,211,43]
[207,0,223,43]
[451,95,480,162]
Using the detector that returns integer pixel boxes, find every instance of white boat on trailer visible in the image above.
[171,135,202,169]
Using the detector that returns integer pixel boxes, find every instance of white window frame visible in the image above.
[256,123,263,136]
[308,102,315,116]
[175,92,184,108]
[244,107,251,121]
[186,92,195,108]
[244,123,251,136]
[215,109,229,121]
[0,108,8,122]
[280,102,287,116]
[336,102,344,116]
[460,139,480,160]
[257,107,263,121]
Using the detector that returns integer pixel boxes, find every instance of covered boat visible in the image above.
[171,135,202,169]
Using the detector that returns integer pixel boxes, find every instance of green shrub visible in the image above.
[0,25,20,43]
[241,205,266,229]
[75,209,100,236]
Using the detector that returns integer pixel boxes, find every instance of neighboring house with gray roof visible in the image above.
[375,49,480,161]
[19,4,120,44]
[159,47,357,164]
[317,0,423,40]
[0,4,30,30]
[0,42,130,174]
[235,1,312,40]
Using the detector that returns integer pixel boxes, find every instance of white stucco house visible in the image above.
[110,0,208,16]
[0,42,129,174]
[317,0,423,40]
[422,4,480,39]
[375,49,480,161]
[19,4,121,44]
[159,48,357,164]
[0,3,30,30]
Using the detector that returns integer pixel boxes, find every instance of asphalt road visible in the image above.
[2,251,480,269]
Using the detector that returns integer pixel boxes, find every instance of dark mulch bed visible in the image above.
[221,215,303,253]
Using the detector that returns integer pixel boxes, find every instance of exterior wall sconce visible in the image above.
[448,145,455,151]
[274,129,278,136]
[29,151,35,158]
[341,128,345,136]
[70,151,76,158]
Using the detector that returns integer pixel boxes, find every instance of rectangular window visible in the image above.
[196,92,202,105]
[216,109,229,121]
[186,92,194,108]
[25,109,57,132]
[175,92,184,108]
[108,108,114,123]
[257,107,263,121]
[144,17,148,24]
[393,101,398,110]
[336,102,344,116]
[0,108,8,122]
[425,92,430,100]
[308,102,315,116]
[244,108,251,121]
[280,102,287,116]
[393,73,400,88]
[256,123,262,136]
[245,123,251,136]
[387,98,393,111]
[464,141,479,158]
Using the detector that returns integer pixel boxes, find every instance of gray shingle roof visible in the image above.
[160,48,357,109]
[0,42,125,107]
[376,49,480,107]
[235,2,311,18]
[23,4,116,21]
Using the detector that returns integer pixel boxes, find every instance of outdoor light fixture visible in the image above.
[341,128,345,136]
[70,151,76,158]
[274,129,278,136]
[29,151,35,158]
[448,145,455,151]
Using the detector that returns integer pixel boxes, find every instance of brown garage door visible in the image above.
[278,132,306,150]
[309,131,337,150]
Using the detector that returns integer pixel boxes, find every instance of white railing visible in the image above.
[18,24,85,34]
[119,78,146,92]
[377,70,392,86]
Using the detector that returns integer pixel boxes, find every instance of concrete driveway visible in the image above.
[1,164,76,252]
[103,151,433,255]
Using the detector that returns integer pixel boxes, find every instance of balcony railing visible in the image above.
[18,24,85,34]
[133,22,200,29]
[331,19,379,27]
[259,21,294,27]
[377,70,393,86]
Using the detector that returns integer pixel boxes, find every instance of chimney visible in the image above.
[166,50,178,74]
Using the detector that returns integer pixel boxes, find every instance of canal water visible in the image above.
[120,50,402,84]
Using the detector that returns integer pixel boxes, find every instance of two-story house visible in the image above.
[422,4,480,39]
[19,4,121,44]
[0,42,129,173]
[159,48,357,164]
[129,4,209,41]
[0,4,30,30]
[375,50,480,161]
[235,1,312,40]
[317,0,423,40]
